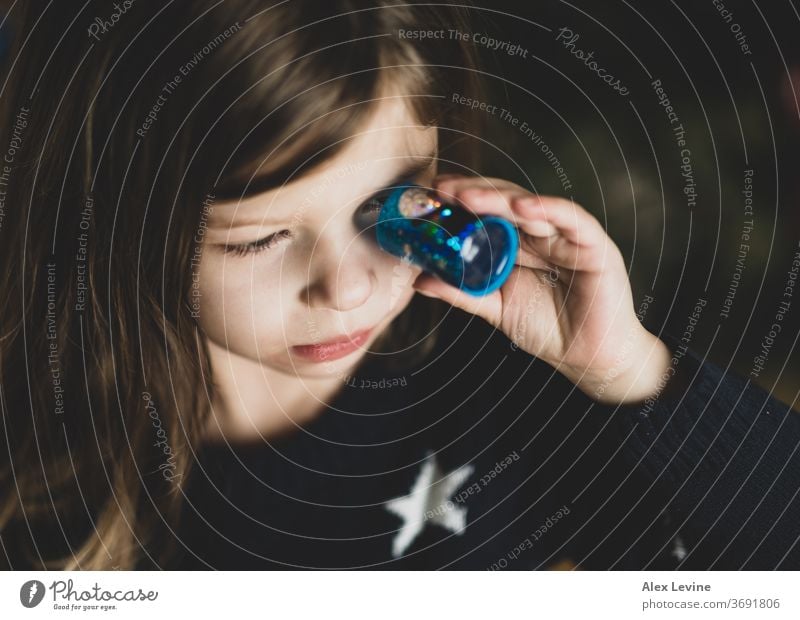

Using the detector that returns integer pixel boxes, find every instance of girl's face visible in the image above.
[196,100,437,379]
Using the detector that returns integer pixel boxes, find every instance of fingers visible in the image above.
[432,175,618,273]
[522,233,609,273]
[433,175,523,225]
[412,270,504,328]
[434,175,603,243]
[510,194,605,247]
[412,264,559,336]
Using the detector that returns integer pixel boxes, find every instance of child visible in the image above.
[0,0,797,571]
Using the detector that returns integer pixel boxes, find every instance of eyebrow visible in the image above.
[221,155,437,228]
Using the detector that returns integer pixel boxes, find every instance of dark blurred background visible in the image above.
[464,0,799,405]
[1,1,796,403]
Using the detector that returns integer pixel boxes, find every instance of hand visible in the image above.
[412,175,673,405]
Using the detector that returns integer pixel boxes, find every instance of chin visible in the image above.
[287,350,370,379]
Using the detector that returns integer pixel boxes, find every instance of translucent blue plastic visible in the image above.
[375,185,518,296]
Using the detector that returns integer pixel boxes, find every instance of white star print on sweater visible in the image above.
[384,450,475,558]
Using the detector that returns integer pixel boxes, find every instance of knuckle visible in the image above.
[511,193,535,210]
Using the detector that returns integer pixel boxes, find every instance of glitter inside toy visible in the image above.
[374,185,519,296]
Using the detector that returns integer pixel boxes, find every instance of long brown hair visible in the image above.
[0,0,482,569]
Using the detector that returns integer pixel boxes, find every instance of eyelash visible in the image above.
[222,229,292,257]
[221,182,409,257]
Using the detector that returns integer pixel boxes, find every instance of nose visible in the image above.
[301,233,377,311]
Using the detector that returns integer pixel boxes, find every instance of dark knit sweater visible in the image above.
[171,310,800,570]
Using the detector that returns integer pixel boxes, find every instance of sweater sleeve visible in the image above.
[614,333,800,569]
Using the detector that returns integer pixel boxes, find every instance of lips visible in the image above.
[291,326,374,362]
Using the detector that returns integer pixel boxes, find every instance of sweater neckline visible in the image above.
[193,349,420,461]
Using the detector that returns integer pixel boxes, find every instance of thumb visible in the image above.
[412,271,503,326]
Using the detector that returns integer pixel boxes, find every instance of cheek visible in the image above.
[194,244,423,356]
[195,255,295,353]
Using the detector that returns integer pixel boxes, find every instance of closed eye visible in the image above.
[222,229,292,257]
[221,179,417,257]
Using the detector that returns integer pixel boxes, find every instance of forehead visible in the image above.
[208,99,437,228]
